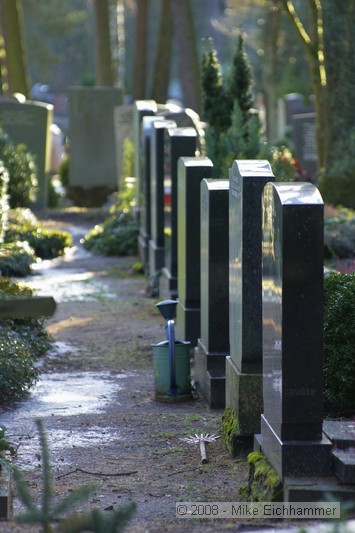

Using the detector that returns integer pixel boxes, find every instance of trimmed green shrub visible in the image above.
[323,272,355,417]
[0,241,35,277]
[324,207,355,259]
[0,128,38,208]
[5,208,72,260]
[0,277,52,402]
[0,161,9,243]
[82,212,138,256]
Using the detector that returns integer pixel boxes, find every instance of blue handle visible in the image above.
[167,319,177,395]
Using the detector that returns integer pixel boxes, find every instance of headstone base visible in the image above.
[284,476,355,503]
[0,469,12,519]
[193,339,227,409]
[260,415,333,478]
[66,185,116,208]
[149,239,164,275]
[159,267,177,301]
[176,303,200,346]
[138,231,149,267]
[225,356,263,439]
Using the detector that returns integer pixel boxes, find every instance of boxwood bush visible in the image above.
[0,128,38,208]
[323,272,355,417]
[5,208,72,262]
[0,277,52,402]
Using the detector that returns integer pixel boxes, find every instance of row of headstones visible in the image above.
[134,101,354,500]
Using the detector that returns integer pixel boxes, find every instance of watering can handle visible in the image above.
[167,319,177,395]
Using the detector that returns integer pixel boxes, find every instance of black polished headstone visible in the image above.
[194,178,230,409]
[138,116,165,267]
[259,181,332,478]
[176,157,213,346]
[132,100,157,216]
[148,119,177,278]
[226,160,275,449]
[159,127,197,300]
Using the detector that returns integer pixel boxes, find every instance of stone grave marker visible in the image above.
[159,127,197,300]
[226,160,275,452]
[0,295,56,519]
[148,119,177,279]
[138,116,165,267]
[132,100,157,216]
[194,178,230,409]
[291,112,317,177]
[259,181,332,479]
[0,98,53,209]
[68,87,122,206]
[176,157,213,346]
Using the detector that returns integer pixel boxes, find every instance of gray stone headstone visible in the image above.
[159,127,197,300]
[0,98,53,209]
[291,112,317,176]
[176,157,213,346]
[68,87,123,206]
[194,178,230,409]
[226,160,275,450]
[259,181,332,478]
[148,119,177,277]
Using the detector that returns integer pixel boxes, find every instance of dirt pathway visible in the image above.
[0,210,252,533]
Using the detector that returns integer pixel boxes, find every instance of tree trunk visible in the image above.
[132,0,148,100]
[0,0,29,97]
[151,0,173,103]
[92,0,114,86]
[170,0,201,114]
[262,3,280,142]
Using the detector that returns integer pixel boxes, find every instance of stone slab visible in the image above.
[332,449,355,484]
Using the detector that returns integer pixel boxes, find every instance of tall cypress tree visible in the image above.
[227,34,254,126]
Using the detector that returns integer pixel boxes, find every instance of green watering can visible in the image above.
[152,300,192,401]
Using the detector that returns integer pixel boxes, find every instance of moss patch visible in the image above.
[221,406,239,454]
[240,451,283,502]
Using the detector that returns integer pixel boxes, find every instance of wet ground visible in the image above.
[0,210,251,533]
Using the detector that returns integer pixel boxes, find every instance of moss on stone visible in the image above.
[221,406,239,454]
[240,451,283,502]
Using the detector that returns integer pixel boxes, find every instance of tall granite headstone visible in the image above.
[132,100,157,217]
[176,157,213,346]
[259,181,332,478]
[291,112,317,177]
[138,116,165,267]
[0,98,53,209]
[68,87,122,206]
[149,119,177,278]
[226,160,275,452]
[194,178,230,409]
[159,127,197,300]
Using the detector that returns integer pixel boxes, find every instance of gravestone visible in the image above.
[149,119,177,278]
[259,181,332,478]
[291,112,317,177]
[113,105,133,186]
[225,160,275,452]
[194,178,230,409]
[0,294,56,519]
[132,100,157,217]
[68,87,122,206]
[176,157,213,346]
[138,116,165,267]
[159,127,197,300]
[0,98,53,209]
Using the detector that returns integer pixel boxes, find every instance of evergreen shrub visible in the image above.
[0,128,38,208]
[0,277,52,402]
[323,272,355,417]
